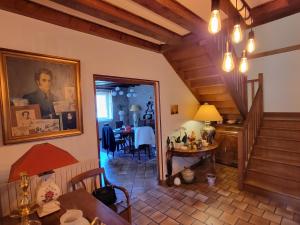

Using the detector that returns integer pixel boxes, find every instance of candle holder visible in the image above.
[10,172,40,225]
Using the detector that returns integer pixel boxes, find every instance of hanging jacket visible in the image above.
[101,125,116,152]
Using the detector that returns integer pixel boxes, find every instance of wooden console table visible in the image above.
[166,143,219,186]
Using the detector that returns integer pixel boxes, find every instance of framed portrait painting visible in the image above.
[0,48,83,144]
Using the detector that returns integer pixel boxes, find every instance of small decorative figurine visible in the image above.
[188,131,196,143]
[167,136,171,149]
[170,141,174,150]
[175,136,181,143]
[181,132,188,144]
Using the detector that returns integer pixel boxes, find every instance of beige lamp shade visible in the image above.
[194,103,223,122]
[130,104,140,112]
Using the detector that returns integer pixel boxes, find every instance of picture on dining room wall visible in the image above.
[0,48,83,144]
[170,104,178,115]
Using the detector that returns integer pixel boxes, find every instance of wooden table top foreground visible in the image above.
[1,189,130,225]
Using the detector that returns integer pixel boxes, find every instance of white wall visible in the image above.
[248,50,300,112]
[237,13,300,112]
[0,10,200,182]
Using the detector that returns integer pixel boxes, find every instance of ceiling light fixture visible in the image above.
[232,23,243,44]
[247,28,255,53]
[239,50,248,73]
[222,41,235,72]
[208,0,221,34]
[232,0,243,44]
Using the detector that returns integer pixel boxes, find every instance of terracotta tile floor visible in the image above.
[100,149,158,197]
[100,151,299,225]
[127,162,300,225]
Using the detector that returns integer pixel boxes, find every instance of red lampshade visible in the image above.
[9,143,78,182]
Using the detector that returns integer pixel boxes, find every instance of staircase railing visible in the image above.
[203,33,248,118]
[237,73,264,189]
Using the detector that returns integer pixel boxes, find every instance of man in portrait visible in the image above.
[23,68,58,119]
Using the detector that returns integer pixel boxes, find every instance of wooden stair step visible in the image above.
[173,55,212,72]
[262,119,300,130]
[245,170,300,200]
[260,127,300,140]
[257,136,300,152]
[196,85,226,95]
[264,112,300,120]
[184,72,219,81]
[183,66,218,78]
[252,155,300,167]
[253,145,300,163]
[198,94,232,102]
[218,107,240,115]
[164,44,206,61]
[254,144,300,154]
[204,100,236,108]
[248,158,300,182]
[189,76,222,86]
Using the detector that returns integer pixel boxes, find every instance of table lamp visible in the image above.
[130,104,140,127]
[9,143,78,219]
[194,103,223,144]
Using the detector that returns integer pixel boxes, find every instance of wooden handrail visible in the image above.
[238,73,264,189]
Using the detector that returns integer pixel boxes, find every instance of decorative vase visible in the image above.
[181,167,194,183]
[174,177,181,186]
[207,173,216,186]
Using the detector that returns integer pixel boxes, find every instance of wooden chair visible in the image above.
[70,168,131,223]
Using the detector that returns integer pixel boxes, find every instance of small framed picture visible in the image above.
[171,105,178,115]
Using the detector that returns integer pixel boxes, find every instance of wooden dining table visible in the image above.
[1,189,130,225]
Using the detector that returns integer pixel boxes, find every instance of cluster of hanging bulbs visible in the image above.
[208,0,256,74]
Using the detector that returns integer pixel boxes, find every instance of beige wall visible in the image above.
[0,10,199,182]
[237,13,300,112]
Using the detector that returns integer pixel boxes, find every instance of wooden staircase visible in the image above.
[244,113,300,208]
[163,38,246,121]
[163,32,300,208]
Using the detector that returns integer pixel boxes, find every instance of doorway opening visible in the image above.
[93,75,162,197]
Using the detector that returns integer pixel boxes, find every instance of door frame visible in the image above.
[93,74,163,182]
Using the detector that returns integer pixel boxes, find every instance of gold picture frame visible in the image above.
[0,48,83,144]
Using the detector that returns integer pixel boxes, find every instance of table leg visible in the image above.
[210,150,216,173]
[166,151,173,186]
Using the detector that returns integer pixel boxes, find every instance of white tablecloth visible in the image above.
[134,126,155,149]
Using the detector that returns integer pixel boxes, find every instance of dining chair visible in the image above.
[70,168,131,223]
[133,126,155,160]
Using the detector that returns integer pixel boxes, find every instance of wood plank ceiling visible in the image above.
[1,0,299,120]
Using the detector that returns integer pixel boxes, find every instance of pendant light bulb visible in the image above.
[239,50,248,73]
[208,0,221,34]
[232,24,243,44]
[247,30,255,53]
[222,41,235,73]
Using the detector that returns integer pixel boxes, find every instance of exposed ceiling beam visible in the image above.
[131,0,209,40]
[0,0,161,52]
[251,0,300,27]
[51,0,182,45]
[220,0,246,27]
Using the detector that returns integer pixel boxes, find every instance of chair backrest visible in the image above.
[70,168,109,191]
[115,121,123,129]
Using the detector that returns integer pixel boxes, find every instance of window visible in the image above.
[96,90,113,121]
